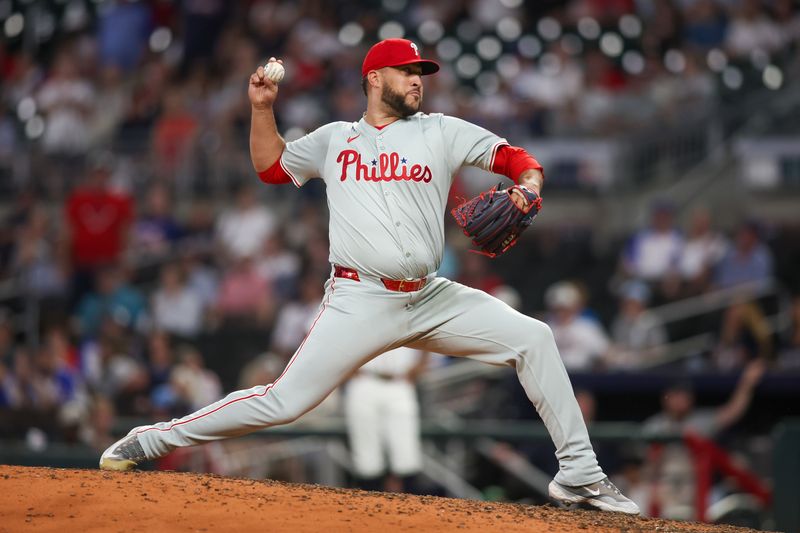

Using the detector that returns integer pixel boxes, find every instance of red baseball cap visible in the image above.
[361,38,440,77]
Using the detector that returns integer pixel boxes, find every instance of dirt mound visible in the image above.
[0,465,763,532]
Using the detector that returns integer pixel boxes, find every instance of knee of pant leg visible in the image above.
[265,394,313,425]
[271,404,308,425]
[529,317,556,344]
[514,318,557,365]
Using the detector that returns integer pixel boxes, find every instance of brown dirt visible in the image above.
[0,465,766,533]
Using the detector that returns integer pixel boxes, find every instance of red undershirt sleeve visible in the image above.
[491,145,544,184]
[257,154,292,185]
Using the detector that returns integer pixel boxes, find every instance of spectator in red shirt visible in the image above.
[212,255,274,327]
[63,153,134,304]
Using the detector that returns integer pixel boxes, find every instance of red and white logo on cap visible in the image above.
[361,38,439,77]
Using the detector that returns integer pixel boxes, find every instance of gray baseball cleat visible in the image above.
[548,477,640,514]
[99,429,148,471]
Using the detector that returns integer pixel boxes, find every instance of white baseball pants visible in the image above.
[136,272,605,486]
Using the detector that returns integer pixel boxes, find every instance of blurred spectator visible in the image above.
[145,330,177,417]
[0,189,37,280]
[10,203,68,299]
[575,51,630,133]
[640,0,683,57]
[81,332,148,415]
[63,153,134,303]
[620,200,684,291]
[36,51,95,158]
[215,183,277,260]
[151,84,199,181]
[96,0,153,72]
[545,281,610,371]
[643,359,766,519]
[41,324,80,374]
[608,280,668,369]
[170,345,222,411]
[683,0,728,50]
[648,52,715,125]
[713,301,773,370]
[256,231,302,300]
[511,42,584,135]
[74,264,148,340]
[1,349,60,437]
[151,262,205,339]
[34,327,86,418]
[725,0,782,58]
[674,207,729,297]
[119,58,168,143]
[79,394,117,453]
[773,0,800,48]
[131,182,183,260]
[714,220,774,289]
[2,50,44,108]
[270,273,325,358]
[213,255,273,326]
[179,245,220,313]
[182,199,217,250]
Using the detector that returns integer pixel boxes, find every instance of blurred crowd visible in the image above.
[1,0,798,188]
[0,0,798,520]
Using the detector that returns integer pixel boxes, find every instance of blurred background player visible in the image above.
[344,346,429,493]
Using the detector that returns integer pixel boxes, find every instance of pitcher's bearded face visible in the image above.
[381,84,421,117]
[380,65,423,118]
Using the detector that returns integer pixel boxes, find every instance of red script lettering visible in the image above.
[336,150,432,183]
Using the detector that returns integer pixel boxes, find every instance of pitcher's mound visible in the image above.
[0,465,762,532]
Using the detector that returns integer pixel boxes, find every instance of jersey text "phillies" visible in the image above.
[280,113,507,280]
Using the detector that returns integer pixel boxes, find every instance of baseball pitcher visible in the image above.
[101,39,638,514]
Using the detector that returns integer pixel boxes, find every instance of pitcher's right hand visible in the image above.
[249,57,282,110]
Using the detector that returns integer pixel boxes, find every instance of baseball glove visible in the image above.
[451,183,542,258]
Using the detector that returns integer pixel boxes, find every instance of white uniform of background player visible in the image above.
[101,38,638,514]
[345,347,427,490]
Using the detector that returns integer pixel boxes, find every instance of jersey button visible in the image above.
[405,252,411,258]
[384,191,390,196]
[395,222,401,227]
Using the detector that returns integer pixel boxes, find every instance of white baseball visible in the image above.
[264,60,285,83]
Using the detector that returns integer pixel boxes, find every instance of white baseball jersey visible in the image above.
[279,113,507,280]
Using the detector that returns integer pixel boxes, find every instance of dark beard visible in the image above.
[381,84,420,118]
